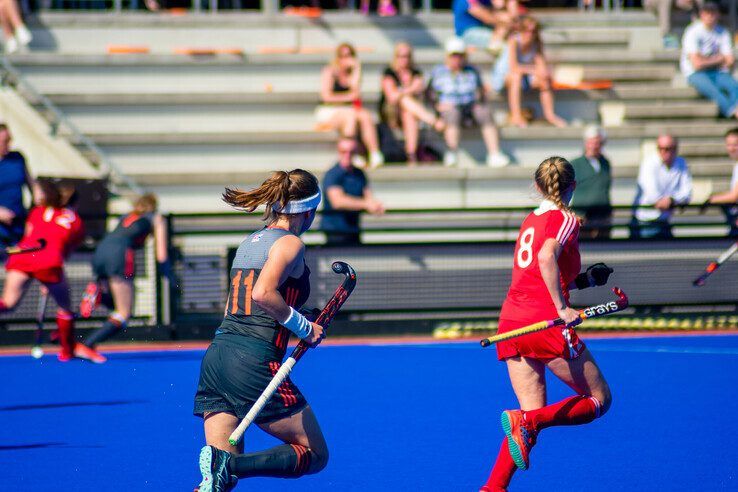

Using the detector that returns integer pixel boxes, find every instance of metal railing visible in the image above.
[0,56,143,196]
[167,204,735,243]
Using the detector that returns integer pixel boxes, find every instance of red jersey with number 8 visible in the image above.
[499,200,581,325]
[6,205,84,272]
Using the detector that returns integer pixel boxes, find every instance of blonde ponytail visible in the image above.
[534,156,578,218]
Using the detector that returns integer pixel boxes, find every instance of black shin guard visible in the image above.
[228,444,312,478]
[84,319,122,347]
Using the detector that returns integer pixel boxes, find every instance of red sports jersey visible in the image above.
[499,200,581,325]
[6,206,84,272]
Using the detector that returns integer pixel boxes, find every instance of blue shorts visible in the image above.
[461,26,493,48]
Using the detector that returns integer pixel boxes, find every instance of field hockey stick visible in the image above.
[228,261,357,446]
[480,287,629,347]
[692,241,738,287]
[31,289,49,359]
[5,238,47,256]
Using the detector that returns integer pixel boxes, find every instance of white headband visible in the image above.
[272,191,321,214]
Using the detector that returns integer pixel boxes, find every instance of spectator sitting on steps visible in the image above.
[316,42,385,169]
[321,137,385,246]
[380,42,446,165]
[427,37,510,168]
[704,127,738,236]
[0,0,32,54]
[452,0,521,54]
[490,16,566,128]
[681,2,738,119]
[569,125,612,239]
[630,134,693,239]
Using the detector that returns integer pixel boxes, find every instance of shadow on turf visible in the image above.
[107,351,204,362]
[0,443,64,451]
[0,443,105,451]
[0,399,146,412]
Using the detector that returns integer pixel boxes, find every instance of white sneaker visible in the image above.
[443,150,458,167]
[4,37,18,54]
[351,154,367,168]
[15,25,32,46]
[486,152,510,168]
[369,151,384,168]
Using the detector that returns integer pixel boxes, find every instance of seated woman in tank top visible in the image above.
[380,42,446,165]
[491,16,566,128]
[316,43,385,168]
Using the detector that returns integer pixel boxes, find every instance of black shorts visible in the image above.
[193,333,307,424]
[92,241,135,280]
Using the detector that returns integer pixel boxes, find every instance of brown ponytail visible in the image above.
[223,169,320,221]
[35,180,64,209]
[534,156,578,217]
[133,193,158,215]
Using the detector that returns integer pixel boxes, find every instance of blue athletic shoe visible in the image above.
[196,445,238,492]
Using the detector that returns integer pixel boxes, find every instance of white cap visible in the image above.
[445,37,467,55]
[583,125,606,141]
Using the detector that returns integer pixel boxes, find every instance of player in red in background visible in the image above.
[480,156,614,491]
[0,180,104,363]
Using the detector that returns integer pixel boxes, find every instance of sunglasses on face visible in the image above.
[658,146,676,151]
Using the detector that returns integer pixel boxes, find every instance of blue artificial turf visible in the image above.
[1,335,737,491]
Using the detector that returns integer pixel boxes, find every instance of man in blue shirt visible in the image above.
[453,0,517,52]
[0,124,33,248]
[321,137,385,246]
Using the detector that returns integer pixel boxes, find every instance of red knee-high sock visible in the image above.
[524,395,602,432]
[56,310,75,357]
[482,438,517,491]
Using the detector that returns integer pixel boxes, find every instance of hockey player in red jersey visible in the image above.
[480,157,615,491]
[1,180,103,362]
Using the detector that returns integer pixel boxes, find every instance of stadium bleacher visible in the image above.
[0,9,732,213]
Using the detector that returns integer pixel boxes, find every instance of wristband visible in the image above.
[281,307,313,340]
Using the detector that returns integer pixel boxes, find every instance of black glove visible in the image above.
[299,307,322,323]
[574,262,614,290]
[157,260,176,284]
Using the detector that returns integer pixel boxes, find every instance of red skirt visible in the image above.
[6,256,64,284]
[496,317,586,361]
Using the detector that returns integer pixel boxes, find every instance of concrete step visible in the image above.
[679,140,727,158]
[44,82,704,107]
[600,100,719,125]
[78,133,731,183]
[126,156,735,187]
[23,11,656,54]
[15,59,678,95]
[54,96,718,136]
[33,10,660,29]
[74,120,738,145]
[610,83,699,100]
[13,42,666,68]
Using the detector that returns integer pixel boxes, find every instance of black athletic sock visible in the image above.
[84,318,123,347]
[100,293,114,310]
[228,444,312,478]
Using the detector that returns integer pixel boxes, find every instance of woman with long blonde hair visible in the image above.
[480,157,614,491]
[491,16,566,128]
[316,42,384,168]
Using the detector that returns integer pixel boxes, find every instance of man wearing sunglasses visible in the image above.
[630,134,693,239]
